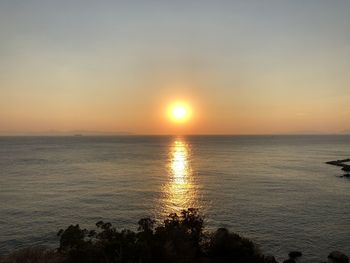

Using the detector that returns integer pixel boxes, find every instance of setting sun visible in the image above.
[168,102,192,123]
[173,106,187,120]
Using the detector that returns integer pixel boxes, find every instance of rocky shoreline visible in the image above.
[326,159,350,175]
[277,250,349,263]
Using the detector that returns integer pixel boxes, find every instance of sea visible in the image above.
[0,135,349,262]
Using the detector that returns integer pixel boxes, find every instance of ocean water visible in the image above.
[0,135,349,262]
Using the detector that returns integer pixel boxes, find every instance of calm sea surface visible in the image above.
[0,135,349,262]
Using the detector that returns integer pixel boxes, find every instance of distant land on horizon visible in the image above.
[1,130,350,136]
[341,129,350,134]
[0,130,135,136]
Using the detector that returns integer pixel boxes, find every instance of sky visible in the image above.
[1,0,350,135]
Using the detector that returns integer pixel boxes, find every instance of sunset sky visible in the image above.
[1,0,350,135]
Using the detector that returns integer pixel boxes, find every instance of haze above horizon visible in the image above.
[1,1,350,135]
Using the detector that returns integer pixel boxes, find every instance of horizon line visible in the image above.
[0,133,350,137]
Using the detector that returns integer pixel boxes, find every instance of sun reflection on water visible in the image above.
[160,138,200,217]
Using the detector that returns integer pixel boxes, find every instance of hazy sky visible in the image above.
[1,0,350,135]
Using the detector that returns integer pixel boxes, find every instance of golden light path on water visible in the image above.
[159,138,200,217]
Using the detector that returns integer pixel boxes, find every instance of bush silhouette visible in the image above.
[55,208,268,263]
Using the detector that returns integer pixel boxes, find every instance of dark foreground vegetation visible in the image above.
[0,209,348,263]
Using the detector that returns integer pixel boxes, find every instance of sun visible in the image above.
[173,106,187,120]
[168,102,191,123]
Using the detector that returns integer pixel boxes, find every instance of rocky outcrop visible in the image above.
[326,159,350,175]
[342,165,350,172]
[328,251,349,263]
[326,159,350,166]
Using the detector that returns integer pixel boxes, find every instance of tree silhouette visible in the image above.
[56,209,268,263]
